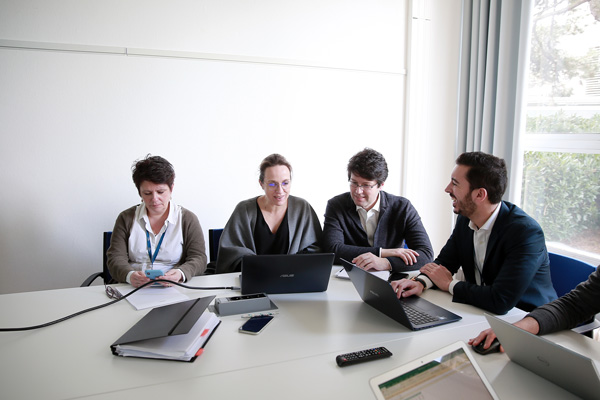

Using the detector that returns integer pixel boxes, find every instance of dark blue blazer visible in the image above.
[322,191,434,273]
[435,201,557,314]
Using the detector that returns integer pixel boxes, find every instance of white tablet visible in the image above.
[370,341,499,400]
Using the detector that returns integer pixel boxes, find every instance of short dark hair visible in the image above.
[347,148,388,185]
[456,152,507,204]
[259,154,292,183]
[131,155,175,194]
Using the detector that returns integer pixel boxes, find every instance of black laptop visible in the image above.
[341,259,461,330]
[241,253,335,295]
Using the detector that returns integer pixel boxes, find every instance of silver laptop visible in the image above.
[485,314,600,400]
[342,259,461,330]
[241,253,334,295]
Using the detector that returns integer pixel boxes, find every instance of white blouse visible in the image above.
[125,201,186,282]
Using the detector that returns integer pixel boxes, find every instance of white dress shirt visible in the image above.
[447,203,501,293]
[356,194,381,249]
[420,204,501,293]
[125,201,187,283]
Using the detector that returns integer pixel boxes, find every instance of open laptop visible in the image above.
[342,259,461,330]
[485,314,600,400]
[370,341,498,400]
[240,253,335,295]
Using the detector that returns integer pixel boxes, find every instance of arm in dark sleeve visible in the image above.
[387,201,434,272]
[528,267,600,335]
[434,215,473,274]
[452,222,548,315]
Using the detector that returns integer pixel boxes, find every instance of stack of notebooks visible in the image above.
[111,295,220,362]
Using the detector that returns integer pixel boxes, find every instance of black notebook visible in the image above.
[111,295,220,362]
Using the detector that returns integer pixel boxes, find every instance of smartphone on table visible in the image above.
[239,316,274,335]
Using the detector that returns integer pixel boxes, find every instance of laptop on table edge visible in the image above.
[341,258,461,330]
[485,313,600,400]
[240,253,335,295]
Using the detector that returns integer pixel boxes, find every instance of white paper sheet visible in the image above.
[335,268,390,281]
[115,286,190,310]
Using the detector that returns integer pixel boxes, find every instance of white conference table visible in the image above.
[1,269,598,399]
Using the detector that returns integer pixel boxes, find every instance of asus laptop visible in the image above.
[240,253,335,295]
[341,259,461,330]
[485,314,600,400]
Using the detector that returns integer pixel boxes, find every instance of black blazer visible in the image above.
[322,191,434,273]
[435,201,557,314]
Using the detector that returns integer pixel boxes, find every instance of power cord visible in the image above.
[0,279,239,332]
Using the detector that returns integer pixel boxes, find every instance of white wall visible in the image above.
[403,0,462,251]
[0,0,462,294]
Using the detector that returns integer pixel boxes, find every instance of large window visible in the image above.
[521,0,600,264]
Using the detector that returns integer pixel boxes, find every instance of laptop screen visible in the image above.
[241,253,334,294]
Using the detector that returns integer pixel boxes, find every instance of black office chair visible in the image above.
[81,231,115,286]
[548,252,599,336]
[205,228,223,275]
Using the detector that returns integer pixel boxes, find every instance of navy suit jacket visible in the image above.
[322,191,434,273]
[435,201,557,314]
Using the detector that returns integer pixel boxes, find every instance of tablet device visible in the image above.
[370,341,498,400]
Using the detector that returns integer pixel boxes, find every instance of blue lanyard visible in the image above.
[146,226,167,267]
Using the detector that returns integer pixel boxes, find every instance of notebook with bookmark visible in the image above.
[110,295,220,362]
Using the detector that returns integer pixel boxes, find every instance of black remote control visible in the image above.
[336,346,392,367]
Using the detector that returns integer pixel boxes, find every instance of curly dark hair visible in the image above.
[131,155,175,194]
[259,154,292,183]
[456,152,507,204]
[347,148,388,185]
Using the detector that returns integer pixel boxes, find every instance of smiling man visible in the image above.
[391,152,557,314]
[322,148,433,276]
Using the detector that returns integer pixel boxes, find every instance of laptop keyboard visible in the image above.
[401,302,440,325]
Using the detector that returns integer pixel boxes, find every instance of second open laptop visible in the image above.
[240,253,335,295]
[341,259,461,330]
[485,314,600,400]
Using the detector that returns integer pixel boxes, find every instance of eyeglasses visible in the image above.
[349,181,378,192]
[105,285,123,300]
[266,181,290,190]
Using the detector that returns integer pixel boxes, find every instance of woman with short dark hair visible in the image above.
[107,155,207,287]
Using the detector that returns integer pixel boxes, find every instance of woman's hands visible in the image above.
[130,269,182,288]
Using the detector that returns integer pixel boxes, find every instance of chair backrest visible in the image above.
[208,229,224,262]
[103,231,114,284]
[80,231,114,286]
[548,252,597,297]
